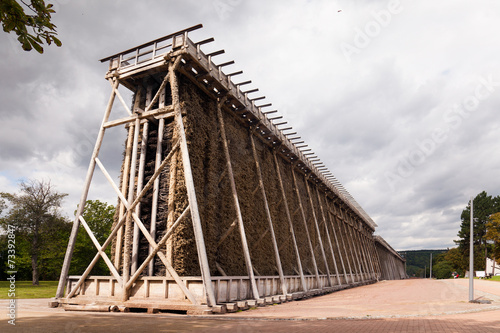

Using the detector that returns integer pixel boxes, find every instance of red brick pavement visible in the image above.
[1,279,499,332]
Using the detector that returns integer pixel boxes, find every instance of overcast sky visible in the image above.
[1,0,499,251]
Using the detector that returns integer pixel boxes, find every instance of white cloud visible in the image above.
[1,0,499,251]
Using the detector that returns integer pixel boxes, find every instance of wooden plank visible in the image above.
[217,218,238,248]
[315,187,341,286]
[166,149,178,264]
[115,125,134,268]
[273,151,307,292]
[216,100,260,300]
[304,177,332,287]
[131,121,149,274]
[78,216,122,286]
[149,118,164,276]
[291,168,321,289]
[56,77,119,299]
[328,203,354,284]
[122,117,141,301]
[169,61,217,307]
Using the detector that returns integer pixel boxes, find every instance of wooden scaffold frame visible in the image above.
[54,25,403,314]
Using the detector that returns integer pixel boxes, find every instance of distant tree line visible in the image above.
[0,179,114,284]
[401,191,500,279]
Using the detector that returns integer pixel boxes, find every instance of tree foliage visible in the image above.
[0,0,61,53]
[486,212,500,264]
[0,179,68,284]
[69,200,116,276]
[455,191,500,271]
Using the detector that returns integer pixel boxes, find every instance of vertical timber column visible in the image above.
[325,199,350,285]
[250,133,287,296]
[131,120,149,274]
[56,78,119,299]
[291,169,321,289]
[315,188,341,286]
[273,151,307,292]
[216,99,259,300]
[304,177,332,287]
[122,117,140,301]
[344,212,363,281]
[115,125,134,268]
[353,221,371,281]
[360,229,377,280]
[149,117,164,276]
[169,61,216,306]
[335,204,356,283]
[347,216,368,280]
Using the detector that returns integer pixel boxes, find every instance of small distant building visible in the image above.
[486,257,500,276]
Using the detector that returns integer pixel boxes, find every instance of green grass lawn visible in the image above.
[0,281,59,299]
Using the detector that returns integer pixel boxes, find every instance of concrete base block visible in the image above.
[264,296,274,305]
[256,298,266,307]
[246,300,257,308]
[272,296,281,304]
[211,305,227,314]
[236,301,249,310]
[225,303,238,312]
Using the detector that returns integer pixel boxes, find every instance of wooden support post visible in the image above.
[115,125,134,268]
[273,150,308,291]
[343,212,363,280]
[324,202,349,285]
[131,120,149,274]
[358,227,375,281]
[169,60,217,306]
[216,99,260,300]
[250,133,287,296]
[315,188,341,286]
[148,117,164,276]
[331,204,355,284]
[352,221,370,280]
[166,148,179,265]
[56,78,118,299]
[361,230,377,280]
[304,177,332,287]
[122,117,141,301]
[291,169,321,289]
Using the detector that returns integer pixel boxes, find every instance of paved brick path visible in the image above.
[1,279,499,332]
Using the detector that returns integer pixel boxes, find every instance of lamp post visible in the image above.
[430,253,432,280]
[469,197,474,302]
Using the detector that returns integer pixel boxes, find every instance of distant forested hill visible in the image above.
[399,249,447,277]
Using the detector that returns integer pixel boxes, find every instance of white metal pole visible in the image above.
[430,253,432,279]
[469,197,474,302]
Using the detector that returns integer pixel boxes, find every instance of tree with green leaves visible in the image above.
[0,179,68,285]
[455,191,500,271]
[486,212,500,265]
[69,200,115,276]
[0,0,61,53]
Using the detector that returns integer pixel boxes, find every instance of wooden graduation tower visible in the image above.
[55,25,404,314]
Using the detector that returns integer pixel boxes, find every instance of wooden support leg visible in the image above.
[149,118,164,276]
[215,99,259,300]
[273,151,306,291]
[56,78,119,299]
[331,204,355,284]
[304,178,332,287]
[315,188,341,286]
[122,117,141,301]
[115,125,134,268]
[291,169,321,289]
[324,203,349,285]
[132,121,149,274]
[250,133,287,295]
[166,149,178,265]
[169,61,217,306]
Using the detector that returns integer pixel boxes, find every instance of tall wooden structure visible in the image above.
[55,25,405,314]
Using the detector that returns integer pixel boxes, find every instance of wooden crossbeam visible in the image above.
[78,216,122,285]
[217,218,238,248]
